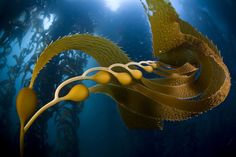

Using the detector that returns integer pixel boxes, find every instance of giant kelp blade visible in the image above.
[139,0,231,123]
[90,84,163,129]
[144,0,185,56]
[89,0,231,127]
[29,34,130,88]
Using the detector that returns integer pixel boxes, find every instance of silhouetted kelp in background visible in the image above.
[0,0,107,156]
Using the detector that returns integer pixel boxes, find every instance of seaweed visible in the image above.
[16,0,230,155]
[0,0,103,156]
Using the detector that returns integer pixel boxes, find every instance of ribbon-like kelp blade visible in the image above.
[29,34,130,88]
[137,0,231,122]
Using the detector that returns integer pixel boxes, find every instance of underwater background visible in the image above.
[0,0,236,157]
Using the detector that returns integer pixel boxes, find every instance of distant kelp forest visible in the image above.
[0,0,152,157]
[0,0,100,156]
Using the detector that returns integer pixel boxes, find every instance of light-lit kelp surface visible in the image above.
[91,0,231,128]
[15,0,231,156]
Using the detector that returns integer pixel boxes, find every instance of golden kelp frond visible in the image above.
[138,0,231,121]
[29,34,130,88]
[90,0,230,127]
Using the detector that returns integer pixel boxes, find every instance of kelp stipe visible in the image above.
[16,0,231,156]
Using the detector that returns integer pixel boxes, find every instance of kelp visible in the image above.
[16,0,231,156]
[29,34,130,88]
[0,0,92,156]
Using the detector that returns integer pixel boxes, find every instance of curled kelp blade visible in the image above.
[137,39,230,120]
[139,0,231,117]
[89,0,230,127]
[29,34,130,88]
[86,0,231,128]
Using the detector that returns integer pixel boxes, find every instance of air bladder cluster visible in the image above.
[16,0,231,156]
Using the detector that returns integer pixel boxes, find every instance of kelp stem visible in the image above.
[20,124,24,157]
[25,61,158,133]
[54,76,87,99]
[24,98,63,132]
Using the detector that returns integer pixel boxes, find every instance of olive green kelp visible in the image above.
[16,0,230,156]
[91,0,230,128]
